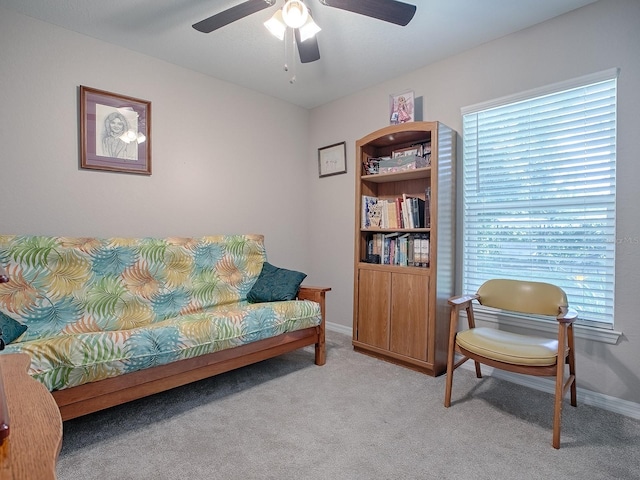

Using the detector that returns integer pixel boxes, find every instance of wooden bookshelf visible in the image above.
[352,121,456,376]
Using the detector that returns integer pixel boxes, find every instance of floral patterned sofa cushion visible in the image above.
[0,234,322,391]
[2,300,321,391]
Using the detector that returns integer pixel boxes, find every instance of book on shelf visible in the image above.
[424,187,431,228]
[362,194,430,230]
[416,233,430,267]
[382,232,398,265]
[401,194,426,229]
[410,196,426,229]
[362,195,382,228]
[407,235,415,266]
[381,200,389,229]
[386,201,399,229]
[401,194,412,228]
[394,198,403,228]
[397,233,410,266]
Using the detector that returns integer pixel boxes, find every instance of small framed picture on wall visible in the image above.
[318,142,347,178]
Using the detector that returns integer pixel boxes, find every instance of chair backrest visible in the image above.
[477,279,568,317]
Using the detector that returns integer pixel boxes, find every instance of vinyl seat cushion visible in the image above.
[456,327,559,366]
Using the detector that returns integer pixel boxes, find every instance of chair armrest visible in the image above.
[557,307,578,324]
[448,294,479,309]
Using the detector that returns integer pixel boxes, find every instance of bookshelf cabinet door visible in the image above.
[356,269,391,350]
[390,273,429,361]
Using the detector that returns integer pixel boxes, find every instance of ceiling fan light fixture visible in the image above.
[282,0,309,29]
[298,14,321,42]
[264,9,286,40]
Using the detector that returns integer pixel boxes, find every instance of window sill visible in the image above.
[463,308,622,345]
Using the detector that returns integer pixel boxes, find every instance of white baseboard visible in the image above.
[326,321,352,336]
[324,323,640,421]
[459,361,640,421]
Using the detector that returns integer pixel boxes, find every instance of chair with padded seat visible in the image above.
[444,278,577,449]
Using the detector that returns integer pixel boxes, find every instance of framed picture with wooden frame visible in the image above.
[80,86,152,175]
[318,141,347,178]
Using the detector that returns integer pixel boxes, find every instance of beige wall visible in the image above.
[0,7,311,271]
[2,0,639,406]
[308,0,640,404]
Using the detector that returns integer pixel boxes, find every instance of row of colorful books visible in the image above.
[364,232,430,267]
[362,190,431,229]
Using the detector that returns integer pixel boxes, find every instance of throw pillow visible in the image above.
[0,311,28,346]
[247,262,307,303]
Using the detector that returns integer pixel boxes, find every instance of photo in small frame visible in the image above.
[80,86,151,175]
[389,90,415,125]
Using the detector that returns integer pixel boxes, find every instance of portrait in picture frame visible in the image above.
[80,86,151,175]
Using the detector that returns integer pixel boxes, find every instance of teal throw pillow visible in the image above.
[0,311,28,346]
[247,262,307,303]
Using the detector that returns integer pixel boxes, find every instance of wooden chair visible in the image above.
[444,279,577,449]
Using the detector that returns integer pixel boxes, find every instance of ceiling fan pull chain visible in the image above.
[284,27,291,73]
[289,28,297,83]
[283,27,289,72]
[281,27,296,83]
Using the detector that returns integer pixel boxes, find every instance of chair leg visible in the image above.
[552,368,564,449]
[568,324,577,407]
[552,323,570,449]
[444,309,459,408]
[474,361,482,378]
[444,362,454,408]
[465,304,482,379]
[444,337,456,407]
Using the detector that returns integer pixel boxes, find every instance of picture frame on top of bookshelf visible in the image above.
[353,121,456,377]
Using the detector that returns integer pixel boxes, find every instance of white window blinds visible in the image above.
[462,70,617,327]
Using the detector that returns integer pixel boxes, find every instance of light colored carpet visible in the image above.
[57,331,640,480]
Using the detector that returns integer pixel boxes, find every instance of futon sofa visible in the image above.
[0,234,329,420]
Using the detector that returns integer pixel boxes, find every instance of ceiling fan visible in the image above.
[192,0,417,64]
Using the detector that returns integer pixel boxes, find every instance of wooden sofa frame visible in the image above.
[51,286,330,421]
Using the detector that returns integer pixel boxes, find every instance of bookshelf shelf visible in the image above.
[360,167,431,183]
[360,228,431,233]
[352,121,456,376]
[357,262,430,274]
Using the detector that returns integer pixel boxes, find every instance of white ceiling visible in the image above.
[0,0,598,109]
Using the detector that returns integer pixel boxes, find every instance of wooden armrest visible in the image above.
[0,360,9,443]
[297,285,331,328]
[558,307,578,324]
[448,294,479,309]
[297,285,331,367]
[297,285,331,304]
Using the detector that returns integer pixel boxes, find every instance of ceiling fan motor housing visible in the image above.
[193,0,417,64]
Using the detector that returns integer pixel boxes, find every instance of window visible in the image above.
[462,69,617,328]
